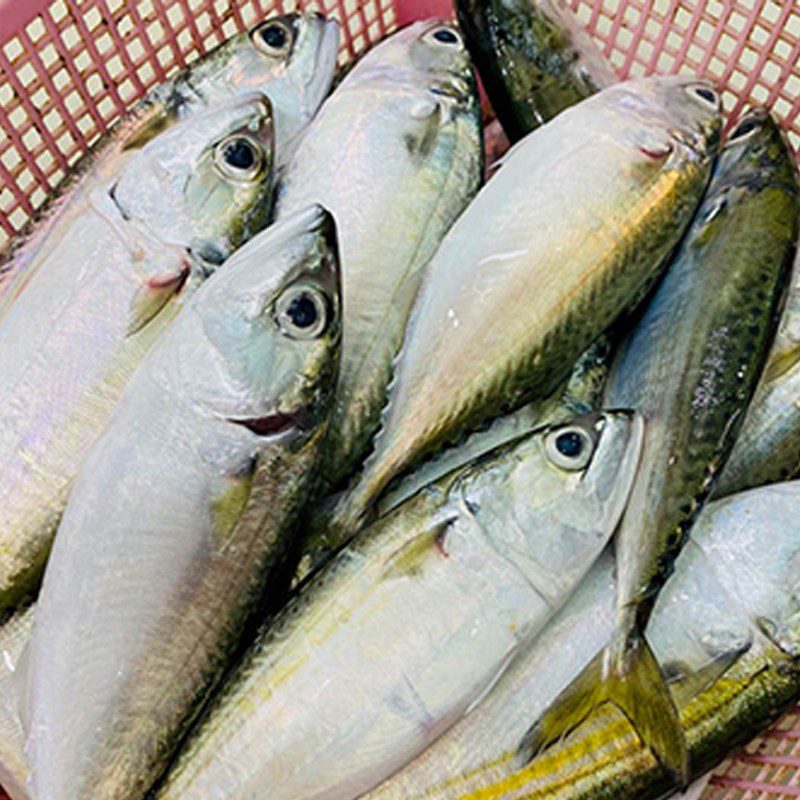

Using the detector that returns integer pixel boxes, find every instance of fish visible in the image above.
[153,409,643,800]
[520,108,800,784]
[714,245,800,496]
[23,204,342,800]
[0,95,276,616]
[275,18,483,493]
[377,337,613,515]
[313,75,722,561]
[455,0,616,142]
[361,478,800,800]
[0,12,340,309]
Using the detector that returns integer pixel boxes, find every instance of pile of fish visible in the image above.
[0,2,799,799]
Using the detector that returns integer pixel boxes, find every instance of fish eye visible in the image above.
[544,425,595,471]
[728,116,761,143]
[275,284,329,340]
[425,26,462,48]
[685,84,720,110]
[213,135,265,183]
[253,19,293,56]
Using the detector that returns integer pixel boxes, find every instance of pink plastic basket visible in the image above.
[1,0,800,798]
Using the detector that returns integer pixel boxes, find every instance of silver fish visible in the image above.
[24,205,342,800]
[0,96,275,615]
[313,75,721,559]
[363,479,800,800]
[154,409,642,800]
[0,12,340,310]
[276,18,483,492]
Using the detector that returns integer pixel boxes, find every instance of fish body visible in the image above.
[319,75,721,553]
[524,108,799,781]
[24,205,342,800]
[714,246,800,496]
[0,12,339,310]
[276,19,483,491]
[363,479,800,800]
[378,337,612,515]
[455,0,615,141]
[0,97,276,614]
[155,410,643,800]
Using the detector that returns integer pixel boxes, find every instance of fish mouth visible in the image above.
[228,408,310,437]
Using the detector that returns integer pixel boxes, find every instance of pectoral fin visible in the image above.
[210,458,257,548]
[127,262,190,336]
[517,631,689,787]
[665,642,750,706]
[382,517,455,580]
[764,340,800,383]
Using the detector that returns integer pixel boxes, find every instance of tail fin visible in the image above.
[517,632,689,786]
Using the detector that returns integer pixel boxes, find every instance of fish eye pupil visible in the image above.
[555,431,584,458]
[260,23,287,49]
[287,293,318,329]
[732,118,758,139]
[223,139,256,170]
[695,87,717,104]
[433,28,458,44]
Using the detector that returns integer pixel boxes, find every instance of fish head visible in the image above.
[598,76,723,168]
[114,93,275,264]
[687,108,797,253]
[717,107,797,191]
[351,19,477,112]
[455,411,643,587]
[180,12,339,151]
[161,205,341,444]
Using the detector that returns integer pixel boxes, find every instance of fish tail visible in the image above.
[516,628,689,787]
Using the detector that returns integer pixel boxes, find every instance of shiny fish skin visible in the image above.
[24,205,342,800]
[318,76,721,555]
[0,12,339,311]
[276,19,483,492]
[455,0,615,142]
[377,337,612,515]
[363,480,800,800]
[0,97,276,616]
[714,247,800,496]
[524,108,799,781]
[155,410,642,800]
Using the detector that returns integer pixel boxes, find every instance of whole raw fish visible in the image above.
[276,19,483,492]
[364,479,800,800]
[522,108,799,783]
[0,96,275,615]
[314,75,721,559]
[455,0,615,141]
[155,409,643,800]
[24,204,342,800]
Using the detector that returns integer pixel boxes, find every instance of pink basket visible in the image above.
[2,0,800,798]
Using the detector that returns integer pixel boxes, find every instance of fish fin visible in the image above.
[764,340,800,383]
[382,517,455,579]
[667,645,749,706]
[210,457,258,549]
[517,633,689,786]
[127,262,190,336]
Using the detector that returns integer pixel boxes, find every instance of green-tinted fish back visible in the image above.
[455,0,614,141]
